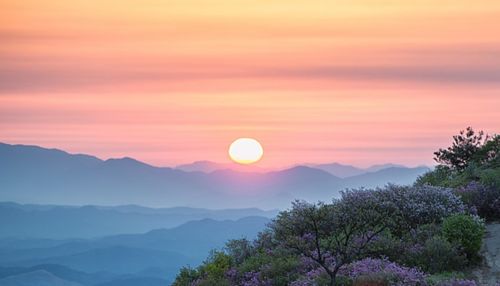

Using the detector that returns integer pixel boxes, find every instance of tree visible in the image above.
[474,134,500,168]
[172,267,198,286]
[224,238,254,265]
[271,191,398,286]
[434,127,487,171]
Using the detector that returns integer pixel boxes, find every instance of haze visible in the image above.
[1,0,500,168]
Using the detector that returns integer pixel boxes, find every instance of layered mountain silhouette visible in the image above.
[0,216,270,284]
[0,142,433,284]
[0,142,430,209]
[0,202,277,239]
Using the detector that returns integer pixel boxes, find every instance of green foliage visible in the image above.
[224,238,254,265]
[172,267,199,286]
[415,166,455,187]
[199,251,232,279]
[416,128,499,192]
[367,225,468,274]
[474,134,500,168]
[258,255,302,285]
[442,214,485,259]
[433,127,487,171]
[406,236,467,273]
[426,272,467,286]
[271,192,399,285]
[172,127,496,285]
[172,251,232,286]
[477,167,500,187]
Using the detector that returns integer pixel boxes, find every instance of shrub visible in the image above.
[426,271,478,286]
[225,239,255,265]
[339,258,427,286]
[377,185,465,234]
[436,279,477,286]
[404,236,467,273]
[425,272,466,285]
[455,182,500,221]
[415,166,455,188]
[172,251,233,286]
[477,167,500,189]
[364,232,406,263]
[415,129,499,189]
[173,267,199,286]
[442,214,485,259]
[228,251,302,286]
[271,194,399,286]
[199,251,232,278]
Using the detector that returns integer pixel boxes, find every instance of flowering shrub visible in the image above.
[339,258,427,286]
[378,185,465,234]
[455,182,500,221]
[271,190,401,285]
[173,185,475,285]
[226,251,303,286]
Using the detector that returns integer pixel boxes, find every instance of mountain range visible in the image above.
[0,216,270,284]
[0,202,277,239]
[0,142,430,209]
[0,142,433,285]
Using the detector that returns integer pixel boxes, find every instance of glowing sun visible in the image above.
[228,138,264,165]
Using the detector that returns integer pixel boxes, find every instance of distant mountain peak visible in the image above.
[365,163,407,172]
[0,142,428,209]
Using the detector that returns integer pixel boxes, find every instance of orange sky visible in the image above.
[1,0,499,168]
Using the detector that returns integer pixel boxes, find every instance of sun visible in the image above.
[228,138,264,165]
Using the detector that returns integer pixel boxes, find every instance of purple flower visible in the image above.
[339,258,427,286]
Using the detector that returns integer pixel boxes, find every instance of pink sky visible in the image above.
[1,0,499,168]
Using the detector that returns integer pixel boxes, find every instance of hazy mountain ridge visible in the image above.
[0,142,430,209]
[0,143,431,285]
[0,201,277,239]
[0,269,83,286]
[0,216,270,284]
[178,160,418,178]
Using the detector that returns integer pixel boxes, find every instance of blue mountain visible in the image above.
[0,142,428,209]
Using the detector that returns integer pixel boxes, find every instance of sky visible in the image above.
[1,0,499,168]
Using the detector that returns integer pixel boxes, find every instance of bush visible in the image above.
[227,250,302,286]
[172,251,233,286]
[405,236,467,273]
[377,185,465,234]
[172,185,477,285]
[426,272,466,286]
[415,129,499,190]
[339,258,427,286]
[426,272,478,286]
[415,166,455,188]
[455,182,500,221]
[442,214,485,259]
[477,167,500,189]
[271,194,400,286]
[435,279,477,286]
[173,267,199,286]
